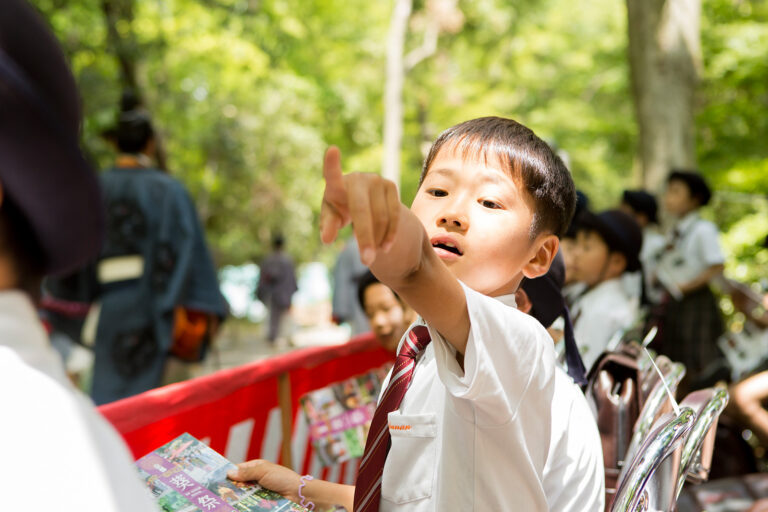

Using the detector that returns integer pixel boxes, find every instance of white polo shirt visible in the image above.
[0,291,158,511]
[379,284,604,511]
[657,211,724,287]
[572,278,639,371]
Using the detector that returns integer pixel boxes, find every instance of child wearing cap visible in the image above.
[229,117,604,511]
[653,170,726,391]
[570,210,643,370]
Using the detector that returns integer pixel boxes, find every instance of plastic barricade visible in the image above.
[98,333,394,484]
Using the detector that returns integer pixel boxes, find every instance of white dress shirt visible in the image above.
[657,211,724,289]
[379,283,604,511]
[0,291,158,511]
[572,278,639,371]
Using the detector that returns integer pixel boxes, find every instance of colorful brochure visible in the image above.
[299,364,392,466]
[136,433,306,512]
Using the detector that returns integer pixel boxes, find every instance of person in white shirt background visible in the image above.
[0,0,157,509]
[570,209,644,371]
[227,116,604,511]
[651,170,728,393]
[620,189,666,305]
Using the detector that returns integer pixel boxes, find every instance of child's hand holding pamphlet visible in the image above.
[135,433,307,512]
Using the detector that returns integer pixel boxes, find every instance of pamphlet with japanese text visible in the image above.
[135,433,306,512]
[299,364,392,466]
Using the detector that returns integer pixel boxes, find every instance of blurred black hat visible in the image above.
[622,189,658,224]
[668,169,712,206]
[0,0,103,275]
[578,209,643,273]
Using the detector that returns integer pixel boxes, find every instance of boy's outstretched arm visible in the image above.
[321,147,470,354]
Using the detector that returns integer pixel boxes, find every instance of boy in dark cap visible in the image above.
[654,169,725,390]
[570,210,643,370]
[0,0,157,508]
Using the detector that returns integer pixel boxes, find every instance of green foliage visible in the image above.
[32,0,767,282]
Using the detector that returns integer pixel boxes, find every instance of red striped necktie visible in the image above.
[353,325,432,512]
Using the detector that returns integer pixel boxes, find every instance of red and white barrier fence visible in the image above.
[98,333,394,484]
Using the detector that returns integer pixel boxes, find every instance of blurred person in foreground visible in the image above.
[356,270,416,353]
[0,1,157,507]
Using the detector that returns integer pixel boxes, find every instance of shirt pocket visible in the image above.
[381,412,438,504]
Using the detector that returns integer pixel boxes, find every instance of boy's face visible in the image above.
[363,283,412,353]
[572,230,611,286]
[410,146,541,297]
[663,179,698,217]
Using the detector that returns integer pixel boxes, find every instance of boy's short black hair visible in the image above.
[667,169,712,206]
[357,271,404,311]
[622,189,658,224]
[419,117,576,238]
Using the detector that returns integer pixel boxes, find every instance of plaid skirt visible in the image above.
[654,286,727,389]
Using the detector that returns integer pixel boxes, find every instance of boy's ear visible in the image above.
[606,252,628,278]
[522,234,559,280]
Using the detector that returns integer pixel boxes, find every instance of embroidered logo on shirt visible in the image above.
[389,424,411,431]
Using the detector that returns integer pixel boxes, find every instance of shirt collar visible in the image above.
[675,210,700,233]
[492,293,518,308]
[0,290,68,385]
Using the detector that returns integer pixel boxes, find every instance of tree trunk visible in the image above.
[382,0,413,192]
[626,0,701,192]
[101,0,169,171]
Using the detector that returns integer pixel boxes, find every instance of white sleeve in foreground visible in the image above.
[427,283,556,426]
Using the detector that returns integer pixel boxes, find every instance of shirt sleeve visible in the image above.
[427,282,556,426]
[692,220,725,268]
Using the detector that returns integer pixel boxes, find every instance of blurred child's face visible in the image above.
[411,146,544,297]
[573,230,627,286]
[572,230,611,287]
[663,180,698,217]
[363,283,412,353]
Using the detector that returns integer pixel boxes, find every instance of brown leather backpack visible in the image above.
[587,346,646,509]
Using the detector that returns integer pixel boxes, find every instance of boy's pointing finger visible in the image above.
[323,146,343,190]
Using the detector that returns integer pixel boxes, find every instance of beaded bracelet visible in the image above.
[298,474,315,510]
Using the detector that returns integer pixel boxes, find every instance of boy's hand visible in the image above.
[320,146,400,266]
[227,460,301,503]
